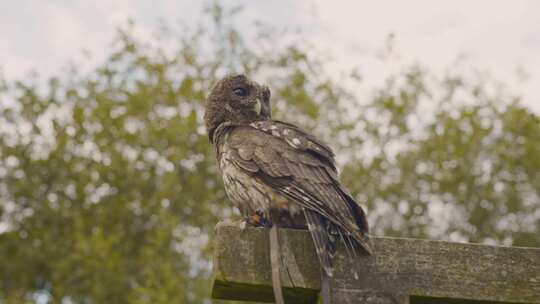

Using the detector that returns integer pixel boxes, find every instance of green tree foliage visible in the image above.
[0,4,538,303]
[339,68,540,246]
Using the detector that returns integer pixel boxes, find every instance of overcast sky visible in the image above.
[1,0,539,112]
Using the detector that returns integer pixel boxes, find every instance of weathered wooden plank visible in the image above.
[211,221,540,303]
[332,237,540,304]
[212,221,321,303]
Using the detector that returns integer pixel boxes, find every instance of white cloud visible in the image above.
[0,0,150,79]
[0,0,538,112]
[308,0,540,112]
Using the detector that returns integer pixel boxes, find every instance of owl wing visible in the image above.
[215,120,371,274]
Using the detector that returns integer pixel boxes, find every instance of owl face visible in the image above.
[205,74,271,142]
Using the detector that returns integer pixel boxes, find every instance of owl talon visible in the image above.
[244,209,272,228]
[255,209,273,228]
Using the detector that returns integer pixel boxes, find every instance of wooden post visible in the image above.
[211,221,540,303]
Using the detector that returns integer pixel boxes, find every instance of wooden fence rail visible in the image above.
[212,221,540,304]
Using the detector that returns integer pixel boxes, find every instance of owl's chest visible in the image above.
[218,143,294,215]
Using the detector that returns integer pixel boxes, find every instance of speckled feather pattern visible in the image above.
[214,120,372,276]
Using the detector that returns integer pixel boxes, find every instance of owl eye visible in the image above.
[233,87,248,97]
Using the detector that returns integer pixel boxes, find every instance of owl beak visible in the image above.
[252,98,262,115]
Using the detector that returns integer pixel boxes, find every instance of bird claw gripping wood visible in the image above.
[241,209,271,229]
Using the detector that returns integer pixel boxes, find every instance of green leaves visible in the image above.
[341,68,540,247]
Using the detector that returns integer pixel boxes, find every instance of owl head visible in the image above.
[205,74,271,142]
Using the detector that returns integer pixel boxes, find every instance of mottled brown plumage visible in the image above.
[205,74,372,292]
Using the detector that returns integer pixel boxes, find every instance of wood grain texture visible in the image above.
[212,221,540,304]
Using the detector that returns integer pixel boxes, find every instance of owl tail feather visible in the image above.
[303,209,336,276]
[304,209,336,304]
[338,229,364,281]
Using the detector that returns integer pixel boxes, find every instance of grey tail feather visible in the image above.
[331,225,373,280]
[303,209,336,277]
[333,225,361,280]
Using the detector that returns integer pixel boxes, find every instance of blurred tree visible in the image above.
[0,3,538,304]
[339,68,540,247]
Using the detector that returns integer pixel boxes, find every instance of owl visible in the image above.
[205,74,371,281]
